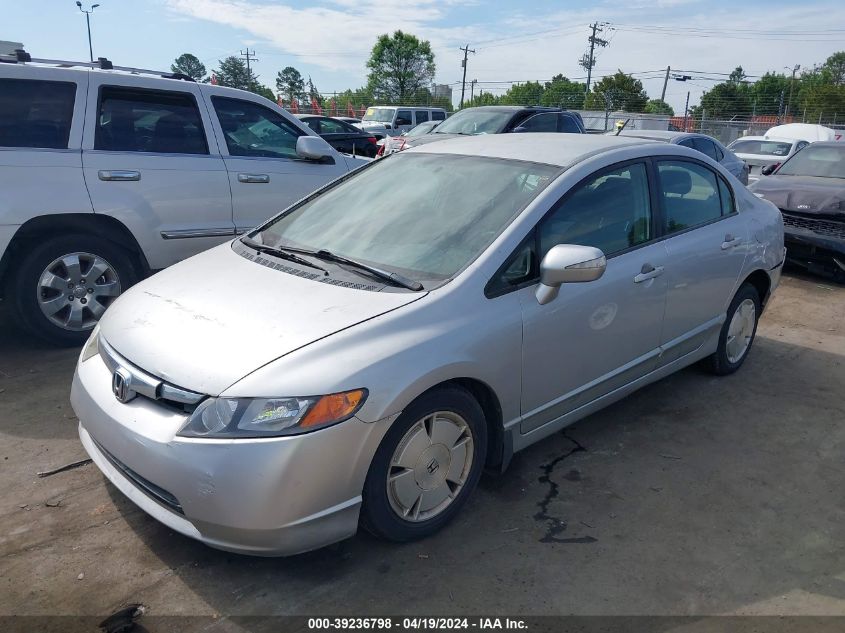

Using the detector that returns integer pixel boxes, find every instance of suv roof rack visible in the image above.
[0,49,195,82]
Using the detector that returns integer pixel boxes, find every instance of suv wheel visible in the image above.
[6,234,137,346]
[361,386,487,542]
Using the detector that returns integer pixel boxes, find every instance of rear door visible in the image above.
[207,94,347,233]
[654,158,748,365]
[82,75,233,270]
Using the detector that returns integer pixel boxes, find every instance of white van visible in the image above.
[0,51,364,345]
[360,106,447,135]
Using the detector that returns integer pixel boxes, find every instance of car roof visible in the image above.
[616,129,687,142]
[408,133,654,168]
[459,105,560,114]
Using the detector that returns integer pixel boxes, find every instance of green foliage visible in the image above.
[171,53,206,82]
[276,66,305,103]
[252,85,276,101]
[540,75,586,109]
[584,71,648,112]
[366,30,436,102]
[749,72,789,115]
[644,99,674,116]
[500,81,545,106]
[696,81,753,119]
[212,56,256,91]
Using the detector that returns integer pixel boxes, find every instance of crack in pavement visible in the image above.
[533,430,597,544]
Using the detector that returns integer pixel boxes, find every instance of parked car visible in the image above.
[749,142,845,280]
[360,106,447,135]
[71,133,784,556]
[296,114,379,158]
[335,116,390,141]
[766,123,841,143]
[727,136,809,183]
[401,106,586,151]
[0,52,361,345]
[614,130,749,184]
[378,120,440,156]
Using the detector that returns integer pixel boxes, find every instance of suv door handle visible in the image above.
[721,234,743,250]
[238,173,270,184]
[633,263,665,283]
[98,170,140,181]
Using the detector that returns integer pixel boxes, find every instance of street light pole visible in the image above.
[785,64,800,118]
[76,2,100,63]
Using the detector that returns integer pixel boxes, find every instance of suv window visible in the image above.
[519,113,557,132]
[95,86,207,154]
[432,111,446,121]
[692,137,719,161]
[395,110,413,126]
[559,113,582,133]
[415,111,430,123]
[657,160,725,233]
[316,118,351,134]
[540,162,652,258]
[0,79,76,149]
[213,97,304,158]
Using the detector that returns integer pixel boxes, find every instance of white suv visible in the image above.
[0,52,363,345]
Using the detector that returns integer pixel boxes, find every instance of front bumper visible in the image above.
[71,351,393,556]
[782,213,845,275]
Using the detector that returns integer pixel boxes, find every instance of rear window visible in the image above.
[0,79,76,149]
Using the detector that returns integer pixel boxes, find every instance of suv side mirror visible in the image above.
[536,244,606,305]
[296,136,333,162]
[761,163,779,176]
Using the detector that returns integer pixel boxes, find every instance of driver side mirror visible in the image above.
[296,136,334,162]
[761,163,780,176]
[535,244,607,305]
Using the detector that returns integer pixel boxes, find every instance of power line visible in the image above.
[239,49,257,74]
[581,22,610,95]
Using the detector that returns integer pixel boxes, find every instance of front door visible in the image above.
[518,161,669,433]
[208,95,347,234]
[654,158,749,365]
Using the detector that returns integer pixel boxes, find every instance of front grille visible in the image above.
[94,439,184,514]
[782,213,845,239]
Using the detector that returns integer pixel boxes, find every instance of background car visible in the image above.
[615,130,749,184]
[748,142,845,280]
[360,106,447,135]
[728,136,809,182]
[401,106,586,150]
[377,120,440,156]
[296,114,379,158]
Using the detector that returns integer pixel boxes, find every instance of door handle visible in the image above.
[633,263,665,283]
[238,173,270,184]
[98,170,140,181]
[721,234,743,250]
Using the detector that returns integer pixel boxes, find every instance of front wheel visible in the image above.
[5,234,137,346]
[361,386,487,542]
[706,282,761,375]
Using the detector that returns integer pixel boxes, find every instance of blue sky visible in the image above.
[5,0,845,112]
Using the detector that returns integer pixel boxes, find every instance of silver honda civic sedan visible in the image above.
[71,133,784,556]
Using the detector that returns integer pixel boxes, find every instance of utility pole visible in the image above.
[785,64,800,118]
[660,66,671,102]
[459,44,476,109]
[683,91,690,132]
[777,89,785,124]
[239,49,257,75]
[76,2,99,63]
[470,79,477,104]
[583,22,609,95]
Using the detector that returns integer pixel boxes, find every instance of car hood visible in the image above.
[749,175,845,217]
[98,243,425,396]
[403,133,465,147]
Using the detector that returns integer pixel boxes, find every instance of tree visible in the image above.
[252,85,276,101]
[500,81,545,106]
[276,66,305,104]
[171,53,206,82]
[584,71,649,112]
[693,81,753,119]
[307,76,324,107]
[644,99,674,115]
[749,72,789,115]
[820,52,845,86]
[212,56,256,91]
[366,30,436,102]
[541,75,586,109]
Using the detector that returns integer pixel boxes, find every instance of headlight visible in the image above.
[177,389,367,438]
[80,326,100,363]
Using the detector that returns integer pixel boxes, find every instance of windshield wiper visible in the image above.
[308,249,424,291]
[241,238,328,275]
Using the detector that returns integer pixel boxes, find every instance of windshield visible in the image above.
[363,107,395,122]
[406,121,438,136]
[435,109,513,135]
[776,145,845,178]
[254,153,558,282]
[729,139,793,156]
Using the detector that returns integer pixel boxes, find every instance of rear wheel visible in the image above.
[706,283,761,375]
[361,386,487,542]
[5,234,137,346]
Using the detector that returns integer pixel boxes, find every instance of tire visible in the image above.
[5,234,138,347]
[361,386,488,542]
[705,282,761,376]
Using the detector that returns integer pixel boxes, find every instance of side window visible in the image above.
[714,143,724,161]
[415,110,429,123]
[692,137,719,161]
[317,118,348,134]
[717,177,735,215]
[432,111,446,121]
[539,162,652,258]
[212,97,304,159]
[0,79,76,149]
[395,110,413,126]
[486,238,538,296]
[677,138,696,150]
[657,160,724,233]
[558,114,582,133]
[302,118,321,133]
[95,86,208,154]
[518,113,558,133]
